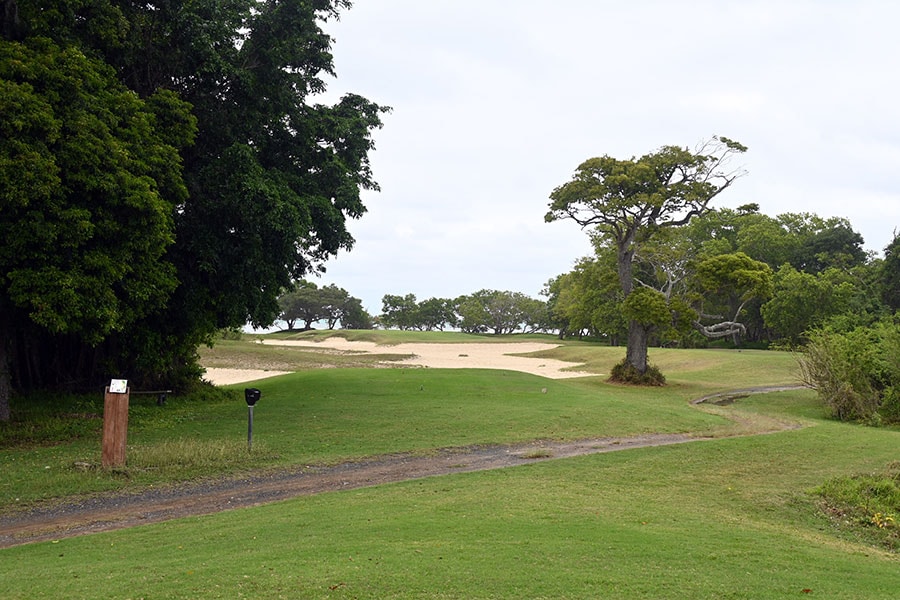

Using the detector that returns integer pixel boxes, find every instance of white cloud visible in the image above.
[314,0,900,311]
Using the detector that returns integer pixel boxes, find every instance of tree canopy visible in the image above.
[278,282,368,330]
[1,0,386,421]
[546,137,747,379]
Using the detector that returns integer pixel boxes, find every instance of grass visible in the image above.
[2,393,900,598]
[3,333,898,598]
[813,464,900,551]
[0,367,736,508]
[0,335,802,508]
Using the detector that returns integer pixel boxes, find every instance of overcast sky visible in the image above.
[312,0,900,314]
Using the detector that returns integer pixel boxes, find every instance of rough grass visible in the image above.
[813,464,900,552]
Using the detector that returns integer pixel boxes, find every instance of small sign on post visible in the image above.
[245,388,261,452]
[102,379,130,468]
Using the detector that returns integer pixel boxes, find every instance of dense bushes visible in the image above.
[798,319,900,423]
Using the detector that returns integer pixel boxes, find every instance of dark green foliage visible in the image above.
[277,281,366,330]
[799,319,900,423]
[1,1,385,418]
[609,358,666,386]
[0,37,184,339]
[457,289,545,335]
[546,137,747,375]
[882,232,900,312]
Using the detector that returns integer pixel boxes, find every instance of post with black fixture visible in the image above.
[245,388,261,452]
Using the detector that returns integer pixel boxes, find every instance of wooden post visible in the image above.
[102,386,130,468]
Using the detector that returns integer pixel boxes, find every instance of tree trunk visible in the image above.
[619,234,648,373]
[625,319,649,374]
[0,315,11,422]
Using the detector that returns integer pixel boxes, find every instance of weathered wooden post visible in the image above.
[102,379,130,468]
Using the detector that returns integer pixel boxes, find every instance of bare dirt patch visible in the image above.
[0,433,694,548]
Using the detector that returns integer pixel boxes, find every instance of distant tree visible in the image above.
[340,297,373,330]
[318,284,351,330]
[777,213,868,273]
[546,137,747,380]
[881,231,900,312]
[416,297,459,331]
[278,282,325,331]
[518,296,551,334]
[457,290,538,335]
[380,294,420,330]
[541,275,571,338]
[278,283,365,330]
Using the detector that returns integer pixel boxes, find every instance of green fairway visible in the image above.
[3,336,897,598]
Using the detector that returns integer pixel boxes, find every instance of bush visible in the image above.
[609,359,666,386]
[799,319,900,423]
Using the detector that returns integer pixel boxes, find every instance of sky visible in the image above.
[311,0,900,314]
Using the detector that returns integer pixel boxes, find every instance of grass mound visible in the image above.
[813,462,900,552]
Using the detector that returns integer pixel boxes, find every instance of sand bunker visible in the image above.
[203,368,293,386]
[204,339,593,385]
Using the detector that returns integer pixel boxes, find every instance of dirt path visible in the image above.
[0,433,699,548]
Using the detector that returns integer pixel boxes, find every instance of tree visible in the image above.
[2,0,386,419]
[0,36,191,420]
[339,297,373,330]
[380,294,420,330]
[318,284,351,330]
[546,137,747,379]
[881,231,900,312]
[456,290,540,335]
[777,213,868,273]
[416,297,459,331]
[761,266,856,344]
[692,252,773,345]
[277,282,363,330]
[278,281,325,330]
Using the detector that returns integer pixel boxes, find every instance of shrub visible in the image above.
[798,319,900,423]
[609,359,666,386]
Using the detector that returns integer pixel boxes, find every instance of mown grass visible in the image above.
[2,391,900,598]
[1,366,738,509]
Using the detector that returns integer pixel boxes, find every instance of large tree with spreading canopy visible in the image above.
[546,137,747,381]
[0,0,386,421]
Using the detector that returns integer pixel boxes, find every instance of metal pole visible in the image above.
[247,405,254,452]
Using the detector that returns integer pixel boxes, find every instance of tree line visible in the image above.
[546,206,897,348]
[545,137,899,422]
[275,287,552,335]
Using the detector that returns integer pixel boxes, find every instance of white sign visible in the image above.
[109,379,128,394]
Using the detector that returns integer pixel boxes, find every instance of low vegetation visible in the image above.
[814,464,900,552]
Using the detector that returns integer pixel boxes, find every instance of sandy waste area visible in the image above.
[204,339,593,385]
